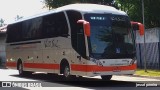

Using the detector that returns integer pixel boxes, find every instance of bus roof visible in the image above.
[9,4,127,25]
[56,4,126,15]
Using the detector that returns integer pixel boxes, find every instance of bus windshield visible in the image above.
[84,14,135,59]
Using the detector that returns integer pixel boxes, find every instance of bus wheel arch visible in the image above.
[17,59,32,76]
[17,59,24,76]
[60,59,71,79]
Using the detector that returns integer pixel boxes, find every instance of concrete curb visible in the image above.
[125,74,160,80]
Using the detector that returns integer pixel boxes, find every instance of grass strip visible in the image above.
[135,69,160,77]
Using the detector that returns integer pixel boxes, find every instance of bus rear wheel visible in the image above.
[18,63,23,76]
[101,75,112,81]
[18,63,32,76]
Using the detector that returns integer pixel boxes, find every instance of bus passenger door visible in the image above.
[76,26,87,64]
[67,11,87,76]
[74,21,87,76]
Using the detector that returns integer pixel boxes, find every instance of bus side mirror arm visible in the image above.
[77,20,91,37]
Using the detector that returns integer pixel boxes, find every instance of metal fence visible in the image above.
[135,28,160,69]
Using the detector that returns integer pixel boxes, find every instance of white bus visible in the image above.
[6,4,144,80]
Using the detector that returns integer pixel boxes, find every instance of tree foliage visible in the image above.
[0,18,5,27]
[43,0,115,9]
[115,0,160,28]
[43,0,160,28]
[15,15,23,21]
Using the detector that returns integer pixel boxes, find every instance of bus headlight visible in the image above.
[97,61,103,66]
[130,58,136,65]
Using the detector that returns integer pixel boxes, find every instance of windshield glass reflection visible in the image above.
[85,14,135,59]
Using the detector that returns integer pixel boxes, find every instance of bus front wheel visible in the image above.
[63,65,71,80]
[101,75,112,81]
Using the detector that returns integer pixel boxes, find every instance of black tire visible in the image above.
[18,63,24,76]
[63,65,71,81]
[101,75,112,81]
[63,65,70,77]
[18,63,32,76]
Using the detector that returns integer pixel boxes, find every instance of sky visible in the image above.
[0,0,48,24]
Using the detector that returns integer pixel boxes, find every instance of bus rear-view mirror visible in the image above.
[77,20,90,36]
[131,21,144,36]
[138,23,144,36]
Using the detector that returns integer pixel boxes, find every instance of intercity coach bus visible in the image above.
[6,4,144,80]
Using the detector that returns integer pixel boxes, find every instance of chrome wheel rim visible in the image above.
[19,64,23,75]
[64,66,70,77]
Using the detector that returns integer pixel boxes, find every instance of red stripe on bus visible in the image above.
[6,62,17,67]
[6,62,136,72]
[71,64,136,72]
[24,63,60,69]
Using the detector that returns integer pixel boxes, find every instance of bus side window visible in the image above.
[42,12,69,38]
[66,10,87,59]
[7,23,22,43]
[22,17,42,40]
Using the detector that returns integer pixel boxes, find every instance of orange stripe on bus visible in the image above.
[71,64,136,72]
[6,62,17,67]
[24,63,60,69]
[6,62,136,72]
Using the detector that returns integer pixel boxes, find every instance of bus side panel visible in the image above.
[54,37,72,74]
[6,44,20,69]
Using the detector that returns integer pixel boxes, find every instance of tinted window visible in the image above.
[22,17,43,40]
[85,14,135,59]
[43,12,68,38]
[6,23,22,43]
[67,10,87,59]
[6,12,68,43]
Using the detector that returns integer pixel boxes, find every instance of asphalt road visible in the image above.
[0,68,160,90]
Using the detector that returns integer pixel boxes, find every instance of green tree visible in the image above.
[43,0,74,9]
[144,0,160,28]
[0,18,5,27]
[43,0,116,9]
[15,15,23,21]
[115,0,160,28]
[115,0,142,22]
